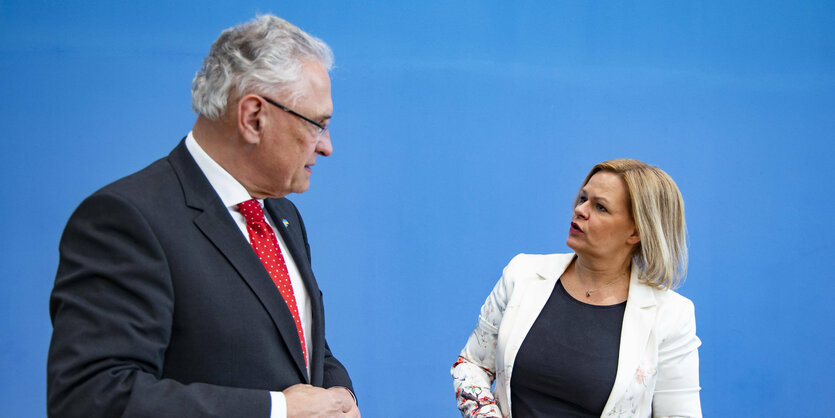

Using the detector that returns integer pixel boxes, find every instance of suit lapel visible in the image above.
[603,267,657,413]
[168,141,309,382]
[265,199,323,380]
[264,201,319,303]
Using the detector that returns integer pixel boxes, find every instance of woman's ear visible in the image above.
[626,228,641,245]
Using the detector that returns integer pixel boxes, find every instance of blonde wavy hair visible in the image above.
[578,159,688,289]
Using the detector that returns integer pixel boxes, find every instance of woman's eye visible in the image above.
[577,196,587,204]
[596,204,607,212]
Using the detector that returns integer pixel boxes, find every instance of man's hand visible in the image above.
[285,384,360,417]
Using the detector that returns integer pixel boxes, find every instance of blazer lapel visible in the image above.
[603,266,658,413]
[504,276,558,370]
[168,141,309,382]
[503,254,576,387]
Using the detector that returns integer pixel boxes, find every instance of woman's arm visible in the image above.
[653,297,702,417]
[452,355,501,417]
[451,260,519,418]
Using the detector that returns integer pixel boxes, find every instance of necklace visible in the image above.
[576,268,627,297]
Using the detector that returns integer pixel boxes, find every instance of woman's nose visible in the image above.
[574,201,589,218]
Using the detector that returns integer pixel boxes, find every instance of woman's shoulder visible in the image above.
[652,287,695,308]
[503,253,575,279]
[647,287,701,355]
[650,287,697,327]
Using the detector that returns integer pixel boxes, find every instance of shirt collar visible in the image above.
[185,131,259,209]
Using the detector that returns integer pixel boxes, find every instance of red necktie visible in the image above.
[238,199,307,365]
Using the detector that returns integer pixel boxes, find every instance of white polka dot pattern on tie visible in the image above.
[238,199,307,365]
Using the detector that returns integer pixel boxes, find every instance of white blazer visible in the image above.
[452,253,702,417]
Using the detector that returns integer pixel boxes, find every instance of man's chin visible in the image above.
[290,181,311,195]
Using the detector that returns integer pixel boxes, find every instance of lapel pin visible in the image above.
[282,219,290,228]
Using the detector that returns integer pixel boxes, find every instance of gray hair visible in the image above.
[191,14,334,120]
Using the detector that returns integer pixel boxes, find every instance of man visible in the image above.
[47,15,359,417]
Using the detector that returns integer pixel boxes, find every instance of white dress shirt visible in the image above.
[185,132,312,418]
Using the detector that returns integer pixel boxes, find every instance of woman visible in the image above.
[452,159,701,417]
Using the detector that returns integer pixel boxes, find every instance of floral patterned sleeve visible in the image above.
[451,260,516,418]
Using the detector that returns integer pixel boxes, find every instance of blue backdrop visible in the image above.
[2,1,833,416]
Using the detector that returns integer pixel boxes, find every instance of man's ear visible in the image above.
[237,95,265,144]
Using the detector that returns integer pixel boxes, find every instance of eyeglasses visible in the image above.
[260,95,328,140]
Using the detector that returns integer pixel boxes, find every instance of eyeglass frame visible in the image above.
[259,95,329,140]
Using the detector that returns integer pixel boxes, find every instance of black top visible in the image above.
[510,280,626,417]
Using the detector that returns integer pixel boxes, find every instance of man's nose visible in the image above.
[316,132,332,157]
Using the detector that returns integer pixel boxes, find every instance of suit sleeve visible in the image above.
[321,339,354,392]
[47,191,270,418]
[652,297,702,417]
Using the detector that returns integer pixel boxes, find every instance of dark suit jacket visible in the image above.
[47,140,352,417]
